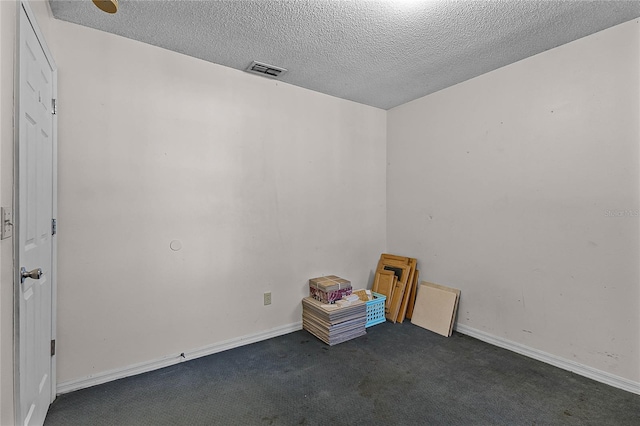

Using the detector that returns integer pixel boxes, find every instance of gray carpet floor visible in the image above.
[44,322,640,425]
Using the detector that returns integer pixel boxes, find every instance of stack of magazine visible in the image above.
[302,296,366,346]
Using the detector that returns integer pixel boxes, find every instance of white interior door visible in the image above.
[16,3,57,425]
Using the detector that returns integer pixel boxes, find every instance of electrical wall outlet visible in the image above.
[264,292,272,306]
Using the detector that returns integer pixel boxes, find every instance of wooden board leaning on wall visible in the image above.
[372,254,418,323]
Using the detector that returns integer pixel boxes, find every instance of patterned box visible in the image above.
[309,275,352,304]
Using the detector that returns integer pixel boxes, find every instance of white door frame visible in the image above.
[13,0,58,422]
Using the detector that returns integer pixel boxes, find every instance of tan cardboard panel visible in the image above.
[411,282,460,337]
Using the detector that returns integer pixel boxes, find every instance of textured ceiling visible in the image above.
[49,0,640,110]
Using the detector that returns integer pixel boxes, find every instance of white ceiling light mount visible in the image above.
[245,61,288,79]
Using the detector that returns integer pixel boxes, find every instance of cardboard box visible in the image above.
[309,275,352,304]
[309,275,351,292]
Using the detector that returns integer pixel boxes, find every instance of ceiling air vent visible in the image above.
[246,61,287,79]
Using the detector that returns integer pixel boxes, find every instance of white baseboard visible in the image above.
[455,323,640,395]
[56,321,303,395]
[57,321,640,396]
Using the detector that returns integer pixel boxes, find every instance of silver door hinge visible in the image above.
[1,207,12,239]
[51,340,56,356]
[52,98,57,115]
[51,218,57,236]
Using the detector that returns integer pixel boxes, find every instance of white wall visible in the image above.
[1,5,632,419]
[388,19,640,383]
[28,3,387,385]
[0,1,16,423]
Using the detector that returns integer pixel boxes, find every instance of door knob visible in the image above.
[20,267,42,283]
